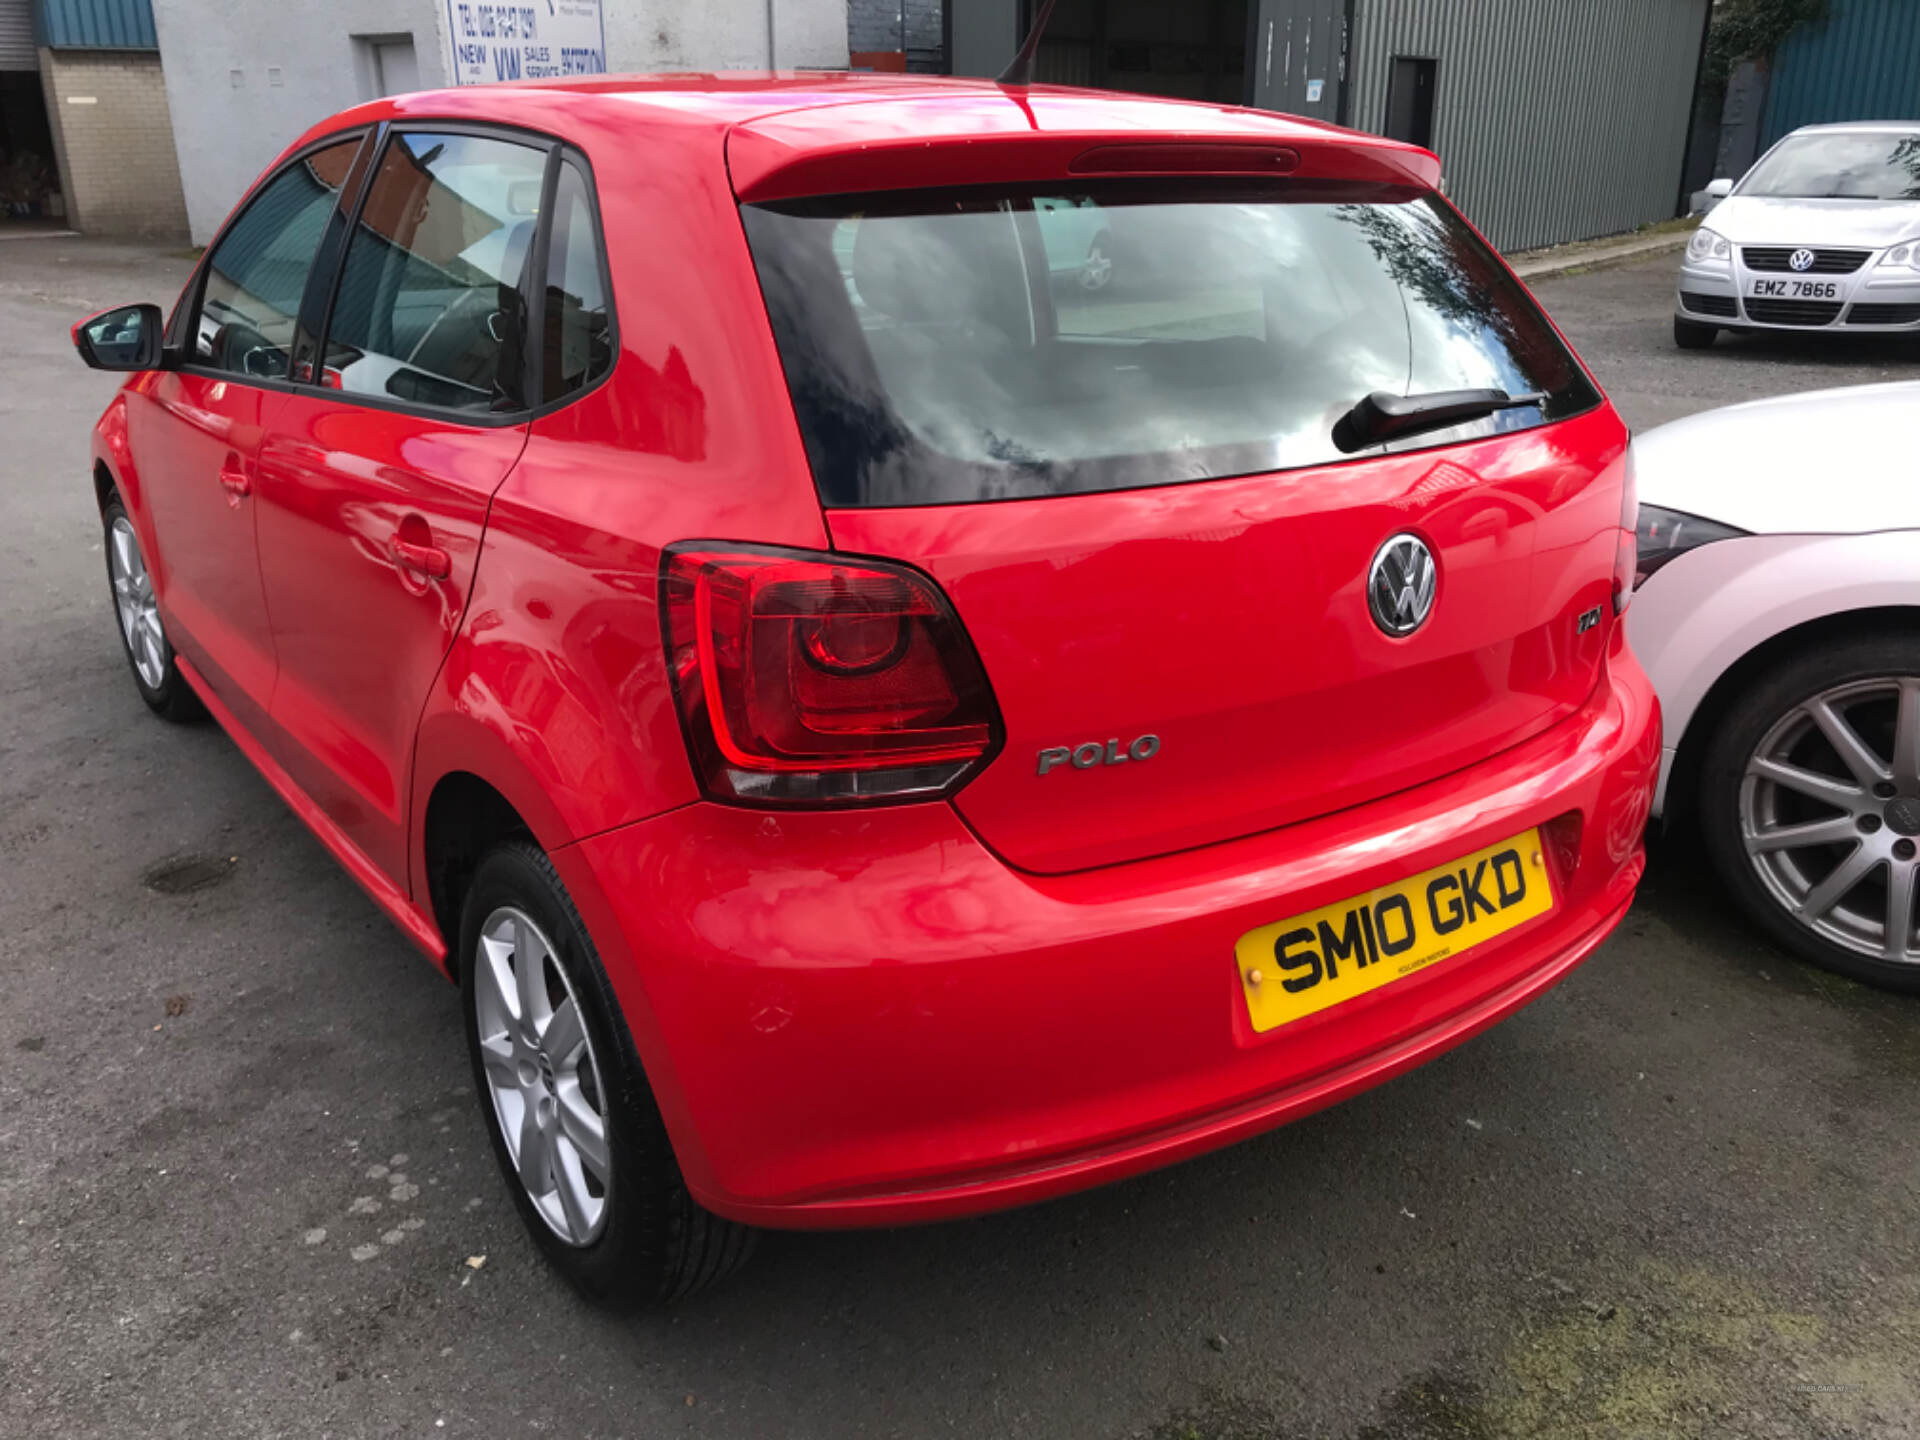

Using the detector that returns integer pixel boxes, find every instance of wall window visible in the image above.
[353,34,421,101]
[322,131,549,414]
[541,159,614,403]
[193,137,362,380]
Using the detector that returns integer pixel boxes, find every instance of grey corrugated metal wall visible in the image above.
[1347,0,1710,252]
[0,0,35,69]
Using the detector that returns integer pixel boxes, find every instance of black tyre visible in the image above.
[459,839,755,1303]
[101,495,203,722]
[1673,316,1718,350]
[1699,634,1920,993]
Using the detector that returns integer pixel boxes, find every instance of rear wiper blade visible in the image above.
[1332,388,1549,455]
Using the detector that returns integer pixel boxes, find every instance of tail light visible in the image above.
[662,545,1002,804]
[1611,446,1638,614]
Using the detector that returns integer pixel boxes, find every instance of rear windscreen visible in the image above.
[741,182,1601,508]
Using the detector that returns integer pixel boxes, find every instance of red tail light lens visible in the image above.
[663,545,1002,804]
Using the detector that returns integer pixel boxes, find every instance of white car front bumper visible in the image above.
[1675,247,1920,332]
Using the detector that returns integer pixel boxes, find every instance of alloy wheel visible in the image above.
[1740,676,1920,965]
[109,515,167,691]
[472,906,612,1245]
[1079,240,1113,291]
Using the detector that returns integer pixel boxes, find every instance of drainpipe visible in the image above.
[766,0,778,67]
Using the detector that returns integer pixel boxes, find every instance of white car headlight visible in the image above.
[1877,243,1920,271]
[1635,505,1748,588]
[1686,228,1731,264]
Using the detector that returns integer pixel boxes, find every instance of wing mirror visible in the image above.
[72,303,171,372]
[1705,178,1734,199]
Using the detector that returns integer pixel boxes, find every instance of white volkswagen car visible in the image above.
[1629,381,1920,991]
[1674,121,1920,348]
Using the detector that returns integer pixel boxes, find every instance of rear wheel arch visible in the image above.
[422,771,537,961]
[1666,606,1920,832]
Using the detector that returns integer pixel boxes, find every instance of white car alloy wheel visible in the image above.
[472,905,612,1246]
[1078,236,1113,291]
[1740,676,1920,965]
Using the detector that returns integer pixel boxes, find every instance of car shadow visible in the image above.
[1705,328,1920,369]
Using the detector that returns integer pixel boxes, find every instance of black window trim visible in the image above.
[290,120,390,391]
[170,125,379,392]
[525,142,621,420]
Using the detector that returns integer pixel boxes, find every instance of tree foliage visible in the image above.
[1703,0,1831,93]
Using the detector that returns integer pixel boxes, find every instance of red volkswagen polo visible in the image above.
[73,73,1658,1302]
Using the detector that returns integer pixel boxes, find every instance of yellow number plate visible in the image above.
[1235,828,1554,1033]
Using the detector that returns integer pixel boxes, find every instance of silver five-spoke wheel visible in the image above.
[1741,677,1920,965]
[473,906,612,1245]
[109,515,167,691]
[1078,237,1113,292]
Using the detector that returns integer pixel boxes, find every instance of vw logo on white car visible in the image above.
[1788,248,1817,272]
[1368,534,1437,637]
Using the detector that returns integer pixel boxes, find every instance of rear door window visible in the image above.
[321,130,549,414]
[743,183,1601,507]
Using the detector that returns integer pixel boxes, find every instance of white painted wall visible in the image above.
[152,0,448,243]
[602,0,847,70]
[154,0,849,244]
[949,0,1017,79]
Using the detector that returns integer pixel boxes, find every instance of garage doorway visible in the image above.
[1029,0,1250,106]
[1384,56,1437,149]
[0,69,61,225]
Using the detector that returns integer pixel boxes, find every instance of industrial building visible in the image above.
[0,0,187,237]
[151,0,849,243]
[951,0,1716,252]
[0,0,850,243]
[10,1,1868,256]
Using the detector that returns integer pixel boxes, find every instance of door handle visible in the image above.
[218,461,251,498]
[391,537,451,581]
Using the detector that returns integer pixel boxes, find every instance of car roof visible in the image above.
[1787,120,1920,135]
[295,71,1441,198]
[322,70,1369,137]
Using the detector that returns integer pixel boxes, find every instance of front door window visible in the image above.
[194,138,363,381]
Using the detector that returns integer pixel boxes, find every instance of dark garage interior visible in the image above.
[1032,0,1249,105]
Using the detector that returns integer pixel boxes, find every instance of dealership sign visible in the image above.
[447,0,607,85]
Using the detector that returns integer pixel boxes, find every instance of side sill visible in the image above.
[175,656,448,968]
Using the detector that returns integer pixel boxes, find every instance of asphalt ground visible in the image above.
[3,239,1919,1440]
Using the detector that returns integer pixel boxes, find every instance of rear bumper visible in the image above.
[555,632,1660,1229]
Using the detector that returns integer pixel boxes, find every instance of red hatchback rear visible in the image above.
[74,74,1658,1303]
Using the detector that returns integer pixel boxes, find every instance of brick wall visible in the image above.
[38,47,189,239]
[849,0,944,70]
